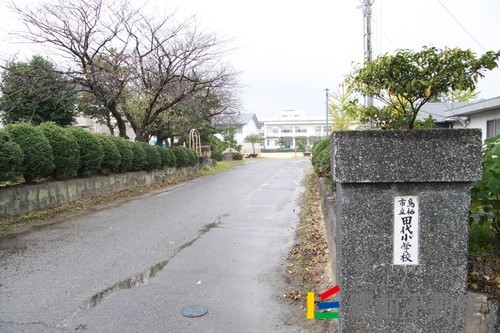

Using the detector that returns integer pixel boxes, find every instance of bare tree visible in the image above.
[11,0,239,140]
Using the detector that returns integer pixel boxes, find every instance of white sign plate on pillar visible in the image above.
[393,196,419,265]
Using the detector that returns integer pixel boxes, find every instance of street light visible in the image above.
[325,88,330,136]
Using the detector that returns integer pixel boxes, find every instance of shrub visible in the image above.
[210,136,225,161]
[39,122,80,179]
[112,137,133,172]
[154,145,168,167]
[173,146,190,167]
[67,127,104,176]
[469,220,496,253]
[311,138,331,177]
[165,148,177,167]
[232,152,243,160]
[128,141,147,171]
[5,123,55,182]
[142,143,161,170]
[96,134,121,174]
[0,130,24,182]
[185,148,198,166]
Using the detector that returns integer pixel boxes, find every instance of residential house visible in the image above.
[444,96,500,141]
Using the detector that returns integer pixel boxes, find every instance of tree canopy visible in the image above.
[348,47,500,129]
[12,0,239,140]
[0,56,77,126]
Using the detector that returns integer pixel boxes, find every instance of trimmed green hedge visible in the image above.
[142,142,161,170]
[5,123,55,183]
[40,122,80,179]
[311,137,330,177]
[165,148,177,167]
[112,137,133,173]
[68,127,104,176]
[0,130,24,182]
[128,141,147,171]
[0,122,202,185]
[96,134,121,174]
[185,148,198,166]
[172,146,190,167]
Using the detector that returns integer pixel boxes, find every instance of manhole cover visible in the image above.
[181,305,208,318]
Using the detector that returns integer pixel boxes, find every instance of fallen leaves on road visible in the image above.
[282,172,337,332]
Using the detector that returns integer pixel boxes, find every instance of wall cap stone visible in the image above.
[331,129,482,183]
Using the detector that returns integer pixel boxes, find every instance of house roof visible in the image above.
[418,102,469,122]
[214,113,261,129]
[445,96,500,116]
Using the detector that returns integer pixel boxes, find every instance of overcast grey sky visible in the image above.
[1,0,499,119]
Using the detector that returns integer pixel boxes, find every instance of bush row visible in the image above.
[0,122,199,184]
[311,137,330,178]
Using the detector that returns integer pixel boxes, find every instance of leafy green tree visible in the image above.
[470,135,500,249]
[328,84,363,131]
[348,47,500,129]
[244,134,262,154]
[295,140,306,152]
[0,56,77,126]
[221,125,241,152]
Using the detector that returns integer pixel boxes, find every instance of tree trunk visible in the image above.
[108,103,128,139]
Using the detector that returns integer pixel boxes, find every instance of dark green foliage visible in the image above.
[0,56,77,126]
[67,127,104,176]
[210,136,225,161]
[154,145,168,168]
[111,137,133,172]
[470,135,500,251]
[469,221,496,253]
[173,146,190,167]
[311,138,331,177]
[96,134,121,174]
[0,130,24,182]
[5,123,55,182]
[232,152,243,160]
[185,148,198,166]
[39,122,80,179]
[142,143,161,170]
[165,148,177,167]
[128,141,147,171]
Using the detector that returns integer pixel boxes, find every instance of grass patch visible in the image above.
[196,160,244,176]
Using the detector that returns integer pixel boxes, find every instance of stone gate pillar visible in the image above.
[331,129,482,333]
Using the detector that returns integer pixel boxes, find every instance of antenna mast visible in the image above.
[360,0,374,109]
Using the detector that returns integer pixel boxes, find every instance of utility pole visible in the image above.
[325,88,330,136]
[360,0,374,109]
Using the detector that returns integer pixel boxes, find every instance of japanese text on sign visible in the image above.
[393,196,419,265]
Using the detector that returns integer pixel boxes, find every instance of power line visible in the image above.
[437,0,487,51]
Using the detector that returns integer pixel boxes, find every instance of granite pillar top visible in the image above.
[331,129,482,183]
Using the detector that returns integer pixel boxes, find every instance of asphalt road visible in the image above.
[0,157,310,333]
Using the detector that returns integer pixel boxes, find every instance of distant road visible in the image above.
[0,157,310,333]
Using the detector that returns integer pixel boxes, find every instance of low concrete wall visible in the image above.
[317,176,336,285]
[0,166,199,218]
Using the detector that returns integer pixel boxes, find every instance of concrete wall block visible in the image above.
[329,129,482,333]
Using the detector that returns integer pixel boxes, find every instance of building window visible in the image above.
[266,139,270,146]
[315,126,323,133]
[236,126,243,134]
[274,139,278,146]
[295,127,307,133]
[281,126,292,133]
[486,119,500,138]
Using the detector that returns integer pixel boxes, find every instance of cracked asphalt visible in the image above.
[0,157,310,332]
